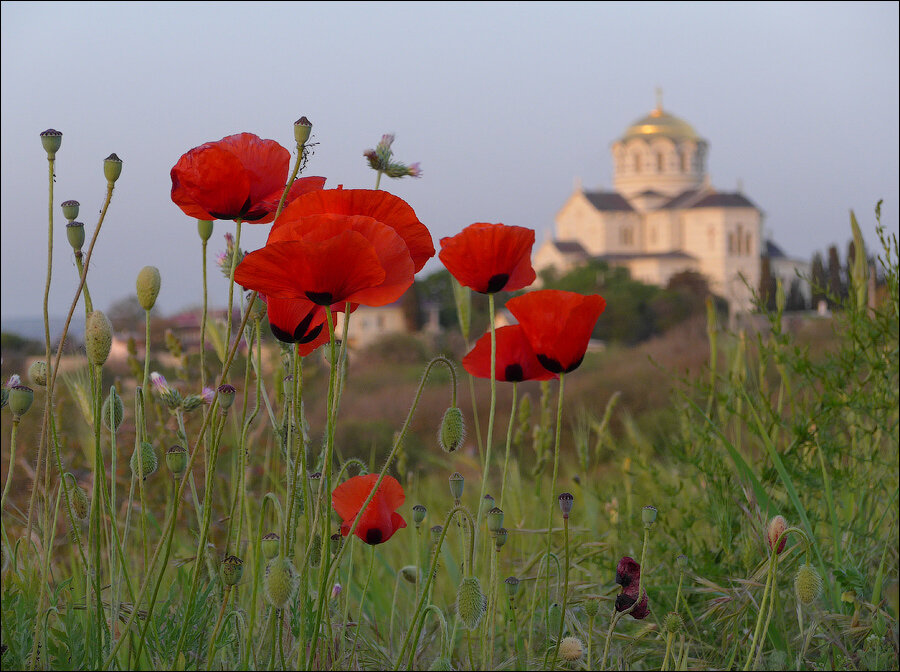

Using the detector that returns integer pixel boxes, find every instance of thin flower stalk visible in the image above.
[473,293,498,567]
[498,381,518,509]
[543,373,566,629]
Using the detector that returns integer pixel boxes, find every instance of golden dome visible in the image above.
[621,106,700,142]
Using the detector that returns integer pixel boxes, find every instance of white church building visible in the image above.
[534,97,808,314]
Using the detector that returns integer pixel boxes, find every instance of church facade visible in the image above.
[534,99,805,314]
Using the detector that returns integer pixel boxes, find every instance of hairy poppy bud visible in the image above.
[428,657,453,671]
[664,611,684,634]
[197,219,214,242]
[262,532,280,560]
[40,129,62,158]
[221,555,244,586]
[449,472,464,502]
[794,564,823,605]
[130,441,158,480]
[400,565,419,584]
[412,504,427,526]
[487,507,504,533]
[294,116,312,146]
[85,311,113,366]
[583,598,600,619]
[66,221,85,251]
[642,505,658,528]
[558,492,574,519]
[308,533,322,567]
[28,361,47,387]
[504,576,520,598]
[69,479,90,521]
[559,636,584,662]
[439,406,465,453]
[456,576,487,630]
[265,557,298,609]
[102,387,124,432]
[104,153,123,184]
[8,385,34,418]
[165,445,187,477]
[767,515,787,554]
[136,266,161,311]
[494,527,508,550]
[61,200,80,222]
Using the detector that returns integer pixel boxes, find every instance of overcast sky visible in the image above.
[2,1,898,320]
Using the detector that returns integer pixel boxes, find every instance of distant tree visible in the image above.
[107,296,148,334]
[667,270,710,297]
[826,244,844,305]
[846,239,856,296]
[786,278,806,311]
[400,281,421,331]
[759,256,777,311]
[810,251,827,307]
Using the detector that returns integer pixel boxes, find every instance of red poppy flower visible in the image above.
[263,295,330,355]
[332,474,407,545]
[439,223,536,294]
[234,213,414,307]
[614,556,650,619]
[461,325,557,382]
[506,290,606,374]
[273,188,434,272]
[171,132,326,223]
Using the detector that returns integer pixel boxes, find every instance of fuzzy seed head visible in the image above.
[794,564,823,605]
[439,406,465,452]
[262,532,280,560]
[8,385,34,418]
[583,598,600,618]
[265,557,298,609]
[664,611,684,634]
[102,387,125,432]
[221,555,244,586]
[456,576,487,630]
[165,445,187,477]
[130,442,158,480]
[136,266,161,311]
[28,360,48,387]
[85,311,113,366]
[559,636,584,662]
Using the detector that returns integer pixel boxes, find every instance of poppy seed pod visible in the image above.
[61,199,80,221]
[487,507,504,533]
[221,555,244,586]
[641,505,658,527]
[40,128,62,158]
[448,472,465,502]
[85,311,113,366]
[558,492,574,519]
[265,557,298,609]
[767,515,788,554]
[676,554,689,570]
[439,406,465,453]
[197,219,214,242]
[794,564,823,605]
[217,384,236,410]
[261,533,280,560]
[504,576,520,598]
[412,504,427,526]
[294,116,312,146]
[165,445,187,477]
[664,611,684,634]
[330,533,342,555]
[104,153,123,184]
[136,266,161,311]
[494,527,508,550]
[66,222,85,251]
[28,361,47,387]
[102,387,125,432]
[480,494,495,515]
[8,385,34,418]
[130,441,158,480]
[559,636,584,662]
[456,576,487,630]
[430,525,443,547]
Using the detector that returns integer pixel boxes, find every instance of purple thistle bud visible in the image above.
[201,387,215,404]
[331,583,342,599]
[6,374,21,389]
[149,372,169,393]
[407,162,422,178]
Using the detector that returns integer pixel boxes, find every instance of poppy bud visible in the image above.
[130,441,158,480]
[136,266,161,311]
[61,200,80,222]
[439,406,465,453]
[449,472,465,502]
[767,515,787,554]
[430,525,443,547]
[429,657,453,671]
[221,555,244,586]
[69,479,90,521]
[8,385,34,418]
[217,384,236,410]
[85,311,113,367]
[504,576,520,598]
[412,504,427,526]
[104,153,123,184]
[265,557,298,609]
[487,507,504,533]
[165,445,187,477]
[64,221,85,252]
[665,611,684,634]
[583,598,600,619]
[558,492,574,519]
[794,564,823,605]
[494,527,508,550]
[676,554,689,570]
[40,128,62,158]
[192,220,213,246]
[480,494,495,516]
[330,533,342,555]
[559,636,584,662]
[548,602,562,627]
[400,565,419,584]
[102,387,124,432]
[28,361,47,387]
[308,533,322,567]
[294,116,312,146]
[456,576,487,630]
[641,505,657,528]
[262,532,280,560]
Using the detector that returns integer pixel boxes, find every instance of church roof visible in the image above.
[583,191,634,212]
[621,107,701,143]
[660,189,704,209]
[599,251,697,262]
[689,192,757,209]
[553,240,588,254]
[764,240,787,258]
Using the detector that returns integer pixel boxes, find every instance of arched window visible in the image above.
[657,152,665,172]
[634,153,642,173]
[682,152,691,173]
[727,233,734,255]
[745,232,752,256]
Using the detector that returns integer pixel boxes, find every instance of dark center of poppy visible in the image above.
[270,323,295,344]
[484,273,510,294]
[564,355,584,373]
[306,291,334,306]
[504,363,524,382]
[615,593,636,612]
[364,528,383,545]
[298,322,324,344]
[536,354,564,374]
[615,570,631,587]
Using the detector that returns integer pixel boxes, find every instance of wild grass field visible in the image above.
[0,128,897,672]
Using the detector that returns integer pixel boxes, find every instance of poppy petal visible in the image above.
[461,325,556,382]
[171,143,251,221]
[332,474,406,545]
[264,295,330,355]
[218,133,290,218]
[439,223,536,293]
[258,176,328,217]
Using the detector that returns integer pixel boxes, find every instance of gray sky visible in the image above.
[2,1,898,320]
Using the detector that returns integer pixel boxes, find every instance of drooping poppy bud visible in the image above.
[456,576,487,630]
[767,515,788,554]
[28,361,47,387]
[102,387,124,432]
[794,564,823,605]
[439,406,466,453]
[130,441,158,480]
[85,310,113,366]
[265,557,298,609]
